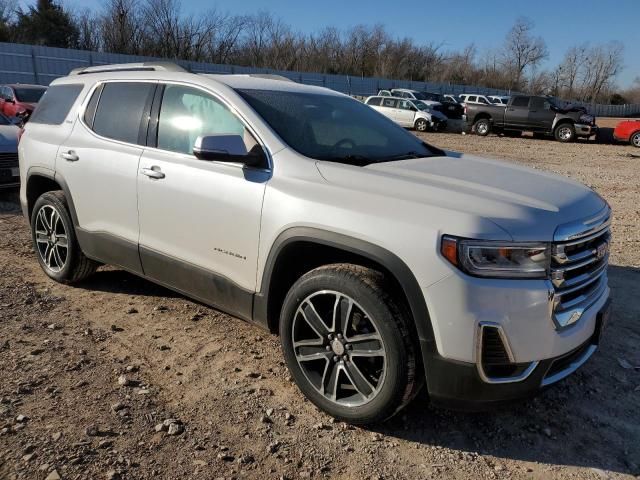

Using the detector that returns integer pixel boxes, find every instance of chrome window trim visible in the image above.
[76,78,274,173]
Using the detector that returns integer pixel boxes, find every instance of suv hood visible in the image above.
[316,153,606,241]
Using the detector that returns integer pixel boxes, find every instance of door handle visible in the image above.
[60,150,79,162]
[140,167,165,179]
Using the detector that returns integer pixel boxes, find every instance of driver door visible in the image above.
[396,100,416,127]
[137,83,269,318]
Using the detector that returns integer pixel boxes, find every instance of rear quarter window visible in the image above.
[29,84,84,125]
[366,97,382,106]
[91,82,156,145]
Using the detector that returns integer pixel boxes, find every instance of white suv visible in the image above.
[19,63,611,424]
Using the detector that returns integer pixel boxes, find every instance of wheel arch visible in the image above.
[254,227,436,351]
[25,169,79,226]
[552,117,575,131]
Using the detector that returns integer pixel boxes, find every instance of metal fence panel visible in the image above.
[1,42,639,117]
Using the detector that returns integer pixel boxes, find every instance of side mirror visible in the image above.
[193,135,265,168]
[6,98,14,104]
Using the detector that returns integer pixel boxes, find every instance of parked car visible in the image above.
[365,96,447,131]
[0,112,20,190]
[444,94,460,104]
[488,95,510,106]
[458,94,495,106]
[378,89,441,107]
[0,84,47,120]
[20,63,611,424]
[465,94,597,142]
[384,89,464,120]
[612,120,640,147]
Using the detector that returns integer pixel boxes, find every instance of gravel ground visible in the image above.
[0,132,639,480]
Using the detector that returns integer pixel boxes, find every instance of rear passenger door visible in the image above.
[505,95,530,128]
[56,81,157,274]
[136,83,268,319]
[378,98,399,122]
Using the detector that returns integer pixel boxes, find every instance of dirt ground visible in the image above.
[0,131,639,480]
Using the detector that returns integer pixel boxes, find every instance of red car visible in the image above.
[0,84,47,118]
[613,119,640,147]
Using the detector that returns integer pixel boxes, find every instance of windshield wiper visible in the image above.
[377,151,425,162]
[320,154,373,166]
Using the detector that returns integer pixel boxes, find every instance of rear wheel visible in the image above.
[31,191,98,284]
[630,131,640,148]
[474,118,491,136]
[280,264,421,424]
[554,123,575,142]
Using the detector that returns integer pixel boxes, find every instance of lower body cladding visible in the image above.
[419,269,611,409]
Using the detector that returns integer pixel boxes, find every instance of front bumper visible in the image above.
[422,298,609,410]
[575,123,598,138]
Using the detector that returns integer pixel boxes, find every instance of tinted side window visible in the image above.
[366,97,382,106]
[511,96,530,107]
[30,84,83,125]
[92,82,155,145]
[157,84,256,155]
[382,98,397,108]
[398,100,413,110]
[83,84,102,128]
[478,97,489,105]
[529,97,546,110]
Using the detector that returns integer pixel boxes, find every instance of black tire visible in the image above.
[630,131,640,148]
[474,118,491,136]
[280,264,422,424]
[414,118,428,132]
[554,123,575,143]
[31,191,98,284]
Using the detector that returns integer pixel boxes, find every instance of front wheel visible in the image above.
[280,264,421,424]
[630,131,640,148]
[554,123,575,142]
[414,118,429,132]
[474,118,491,136]
[31,191,98,284]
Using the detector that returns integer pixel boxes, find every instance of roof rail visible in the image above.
[245,74,294,82]
[69,61,187,76]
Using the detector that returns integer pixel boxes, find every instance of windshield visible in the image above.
[411,91,440,102]
[237,89,442,165]
[14,87,46,103]
[413,101,431,111]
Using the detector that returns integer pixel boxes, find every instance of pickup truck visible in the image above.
[465,95,597,142]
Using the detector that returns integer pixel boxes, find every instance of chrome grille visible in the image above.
[551,210,611,329]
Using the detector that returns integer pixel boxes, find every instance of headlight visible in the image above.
[441,236,550,279]
[579,113,594,124]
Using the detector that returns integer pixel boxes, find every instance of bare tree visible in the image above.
[75,8,101,51]
[100,0,143,55]
[502,17,548,89]
[578,42,624,102]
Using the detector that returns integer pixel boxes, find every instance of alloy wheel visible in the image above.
[558,126,573,141]
[632,133,640,147]
[476,122,488,135]
[34,205,68,272]
[292,290,387,407]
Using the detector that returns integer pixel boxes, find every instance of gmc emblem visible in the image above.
[596,242,609,260]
